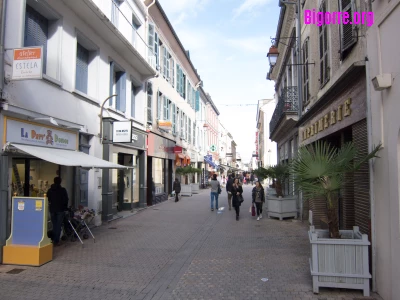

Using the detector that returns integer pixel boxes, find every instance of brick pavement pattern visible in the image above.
[0,185,382,300]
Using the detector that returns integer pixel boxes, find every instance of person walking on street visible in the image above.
[226,175,233,210]
[231,178,243,221]
[47,177,69,246]
[173,178,181,202]
[252,180,265,221]
[250,173,255,185]
[210,174,220,211]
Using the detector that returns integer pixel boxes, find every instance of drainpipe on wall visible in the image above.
[0,0,7,99]
[365,56,377,292]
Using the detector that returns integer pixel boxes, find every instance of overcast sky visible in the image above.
[159,0,279,163]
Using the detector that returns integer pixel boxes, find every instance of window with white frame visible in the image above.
[109,61,126,112]
[193,123,196,146]
[147,82,153,124]
[24,1,61,79]
[302,38,310,104]
[131,81,141,119]
[111,0,120,27]
[163,96,170,120]
[319,0,329,87]
[180,111,185,138]
[148,23,159,69]
[131,13,141,47]
[75,33,98,96]
[188,119,191,144]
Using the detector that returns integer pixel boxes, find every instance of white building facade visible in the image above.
[0,0,156,259]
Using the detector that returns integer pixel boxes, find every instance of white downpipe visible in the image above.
[365,56,377,292]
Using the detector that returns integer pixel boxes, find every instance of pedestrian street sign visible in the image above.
[210,144,217,152]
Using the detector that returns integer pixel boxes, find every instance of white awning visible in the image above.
[10,143,129,169]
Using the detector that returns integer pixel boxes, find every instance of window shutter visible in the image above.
[109,61,115,106]
[157,92,161,120]
[147,82,153,124]
[119,72,126,112]
[319,0,329,87]
[148,23,154,54]
[340,0,357,55]
[170,58,175,87]
[76,43,89,94]
[131,84,136,118]
[172,103,176,134]
[163,47,167,77]
[166,53,170,80]
[24,6,48,72]
[182,74,186,99]
[176,64,180,93]
[195,90,200,112]
[154,32,159,68]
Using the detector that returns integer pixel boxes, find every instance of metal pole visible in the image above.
[98,94,118,143]
[0,0,7,96]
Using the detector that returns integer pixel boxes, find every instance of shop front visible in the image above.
[298,73,370,234]
[147,133,175,205]
[101,120,147,220]
[0,117,126,262]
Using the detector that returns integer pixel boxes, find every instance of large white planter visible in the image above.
[191,184,199,194]
[267,195,297,220]
[309,226,371,296]
[180,184,192,197]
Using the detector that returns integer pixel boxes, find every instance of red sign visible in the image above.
[174,146,183,153]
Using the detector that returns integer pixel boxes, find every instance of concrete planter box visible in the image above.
[267,195,297,220]
[309,226,371,296]
[191,184,199,194]
[180,184,192,197]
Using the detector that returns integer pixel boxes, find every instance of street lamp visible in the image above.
[267,45,279,67]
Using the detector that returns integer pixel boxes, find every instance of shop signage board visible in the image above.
[12,47,43,80]
[113,121,132,143]
[5,118,77,150]
[147,133,175,159]
[158,120,172,131]
[130,128,146,150]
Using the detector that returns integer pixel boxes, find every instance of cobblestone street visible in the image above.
[0,186,381,300]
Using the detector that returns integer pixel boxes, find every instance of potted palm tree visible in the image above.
[176,166,191,196]
[291,140,380,296]
[261,164,297,220]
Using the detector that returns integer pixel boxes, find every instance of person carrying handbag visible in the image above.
[252,180,265,221]
[231,178,243,221]
[226,175,233,210]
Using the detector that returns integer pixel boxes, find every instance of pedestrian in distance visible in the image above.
[231,178,243,221]
[210,173,221,211]
[252,180,265,221]
[173,178,181,202]
[151,178,156,204]
[47,177,69,246]
[226,174,233,210]
[250,173,255,185]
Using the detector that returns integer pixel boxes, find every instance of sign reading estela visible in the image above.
[12,47,43,80]
[5,118,77,150]
[302,98,352,141]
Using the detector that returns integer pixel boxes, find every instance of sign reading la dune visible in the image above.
[12,47,43,80]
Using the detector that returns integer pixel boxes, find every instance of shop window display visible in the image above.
[12,159,59,197]
[153,158,164,194]
[112,153,136,210]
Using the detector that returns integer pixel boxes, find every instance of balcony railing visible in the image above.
[269,86,299,135]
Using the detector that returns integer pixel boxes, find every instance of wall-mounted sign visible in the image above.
[158,120,172,131]
[301,98,352,142]
[113,121,132,143]
[5,118,77,150]
[12,47,43,80]
[210,144,217,152]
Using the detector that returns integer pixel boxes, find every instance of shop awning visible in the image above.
[176,153,185,159]
[10,143,129,169]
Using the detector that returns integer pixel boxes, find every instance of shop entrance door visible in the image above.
[116,153,133,211]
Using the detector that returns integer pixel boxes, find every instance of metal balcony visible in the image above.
[269,86,299,141]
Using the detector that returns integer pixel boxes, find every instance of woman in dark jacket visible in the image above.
[173,178,181,202]
[231,178,243,221]
[252,180,265,221]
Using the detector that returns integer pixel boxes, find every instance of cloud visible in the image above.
[233,0,272,19]
[225,55,235,61]
[159,0,210,20]
[224,36,269,54]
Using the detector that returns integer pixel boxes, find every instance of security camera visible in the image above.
[372,74,392,91]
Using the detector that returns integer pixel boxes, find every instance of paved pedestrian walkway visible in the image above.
[0,185,382,300]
